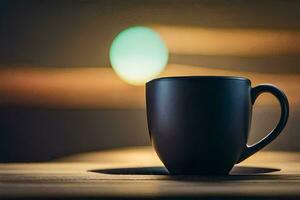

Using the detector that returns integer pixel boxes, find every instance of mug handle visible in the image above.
[237,84,289,163]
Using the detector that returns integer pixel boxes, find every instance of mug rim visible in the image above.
[147,76,251,84]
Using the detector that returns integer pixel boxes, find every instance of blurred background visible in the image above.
[0,0,299,162]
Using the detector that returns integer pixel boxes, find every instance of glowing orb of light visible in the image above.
[109,26,168,85]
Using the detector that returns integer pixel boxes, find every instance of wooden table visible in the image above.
[1,146,300,199]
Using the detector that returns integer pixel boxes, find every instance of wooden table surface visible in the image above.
[1,146,300,199]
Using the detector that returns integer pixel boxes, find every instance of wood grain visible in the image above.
[0,147,300,199]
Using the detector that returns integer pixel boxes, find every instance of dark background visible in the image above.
[0,0,299,162]
[1,0,300,71]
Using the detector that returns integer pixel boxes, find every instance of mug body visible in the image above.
[146,76,252,175]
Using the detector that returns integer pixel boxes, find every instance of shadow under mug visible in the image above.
[146,76,289,175]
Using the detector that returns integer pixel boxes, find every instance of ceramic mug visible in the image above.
[146,76,289,175]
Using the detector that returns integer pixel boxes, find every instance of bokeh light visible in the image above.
[109,26,168,85]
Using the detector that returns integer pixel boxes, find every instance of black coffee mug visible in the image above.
[146,76,289,175]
